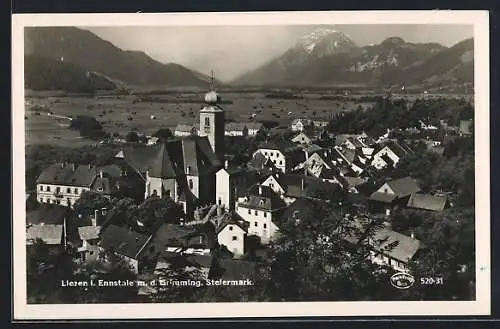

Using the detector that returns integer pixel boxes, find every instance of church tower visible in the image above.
[200,71,225,161]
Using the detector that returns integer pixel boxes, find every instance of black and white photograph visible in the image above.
[12,11,490,319]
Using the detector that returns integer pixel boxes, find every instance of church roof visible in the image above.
[117,136,221,178]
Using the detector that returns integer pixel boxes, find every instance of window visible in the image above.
[279,161,282,165]
[264,212,267,218]
[47,186,51,192]
[218,198,222,205]
[232,236,237,241]
[270,183,274,188]
[254,222,258,227]
[152,189,158,196]
[74,188,78,194]
[189,179,193,190]
[66,188,71,193]
[264,152,268,156]
[205,117,210,127]
[263,223,267,229]
[39,185,43,191]
[254,210,258,216]
[56,187,60,193]
[166,190,171,198]
[97,187,104,192]
[187,166,191,174]
[248,209,251,215]
[229,226,233,231]
[56,200,60,205]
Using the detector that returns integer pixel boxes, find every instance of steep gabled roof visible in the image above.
[239,184,287,211]
[100,224,152,259]
[36,163,96,186]
[371,228,421,262]
[407,193,448,211]
[387,177,421,197]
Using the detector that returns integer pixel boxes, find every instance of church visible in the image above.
[117,79,226,216]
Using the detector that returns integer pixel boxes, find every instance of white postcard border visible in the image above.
[12,10,491,319]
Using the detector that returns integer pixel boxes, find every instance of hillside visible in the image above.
[24,54,116,92]
[25,27,214,88]
[233,31,473,87]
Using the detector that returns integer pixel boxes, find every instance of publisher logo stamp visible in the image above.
[390,272,415,289]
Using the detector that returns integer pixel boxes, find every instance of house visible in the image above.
[261,173,343,204]
[371,141,413,170]
[253,141,306,173]
[292,132,313,145]
[147,136,159,146]
[368,228,421,272]
[174,124,199,137]
[290,118,312,132]
[369,177,421,215]
[216,212,249,257]
[26,204,78,248]
[215,163,260,211]
[36,163,96,207]
[339,217,421,272]
[98,224,155,274]
[36,162,133,207]
[26,224,64,246]
[300,144,324,160]
[246,152,277,174]
[406,193,450,212]
[312,120,329,128]
[77,224,101,262]
[236,184,286,244]
[225,122,249,137]
[246,122,264,136]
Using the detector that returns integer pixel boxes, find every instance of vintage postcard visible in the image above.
[12,11,490,320]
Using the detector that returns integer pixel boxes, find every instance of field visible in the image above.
[24,88,473,147]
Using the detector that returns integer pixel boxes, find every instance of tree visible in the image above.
[27,240,75,303]
[134,197,183,233]
[153,128,173,141]
[259,201,393,301]
[126,131,139,143]
[73,191,112,218]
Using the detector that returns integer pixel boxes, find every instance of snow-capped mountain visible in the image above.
[277,28,357,68]
[232,33,472,87]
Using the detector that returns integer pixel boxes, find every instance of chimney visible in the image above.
[258,185,262,195]
[99,170,103,178]
[301,178,304,191]
[225,160,229,169]
[88,163,91,169]
[93,209,99,226]
[61,162,65,168]
[199,235,203,244]
[135,237,139,243]
[71,163,75,171]
[410,232,415,239]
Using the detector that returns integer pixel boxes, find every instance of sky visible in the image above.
[85,25,473,82]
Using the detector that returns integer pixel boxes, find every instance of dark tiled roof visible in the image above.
[216,212,249,234]
[387,177,421,197]
[175,124,199,133]
[258,140,300,153]
[91,176,118,194]
[372,228,421,262]
[275,174,341,200]
[369,192,397,203]
[118,136,221,178]
[343,176,367,188]
[154,223,193,249]
[26,204,74,225]
[100,224,152,259]
[36,163,96,186]
[239,184,287,211]
[407,193,448,211]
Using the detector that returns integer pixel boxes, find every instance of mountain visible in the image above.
[25,54,117,92]
[232,28,358,85]
[233,31,473,87]
[24,27,214,89]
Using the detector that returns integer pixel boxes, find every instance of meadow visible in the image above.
[24,88,472,147]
